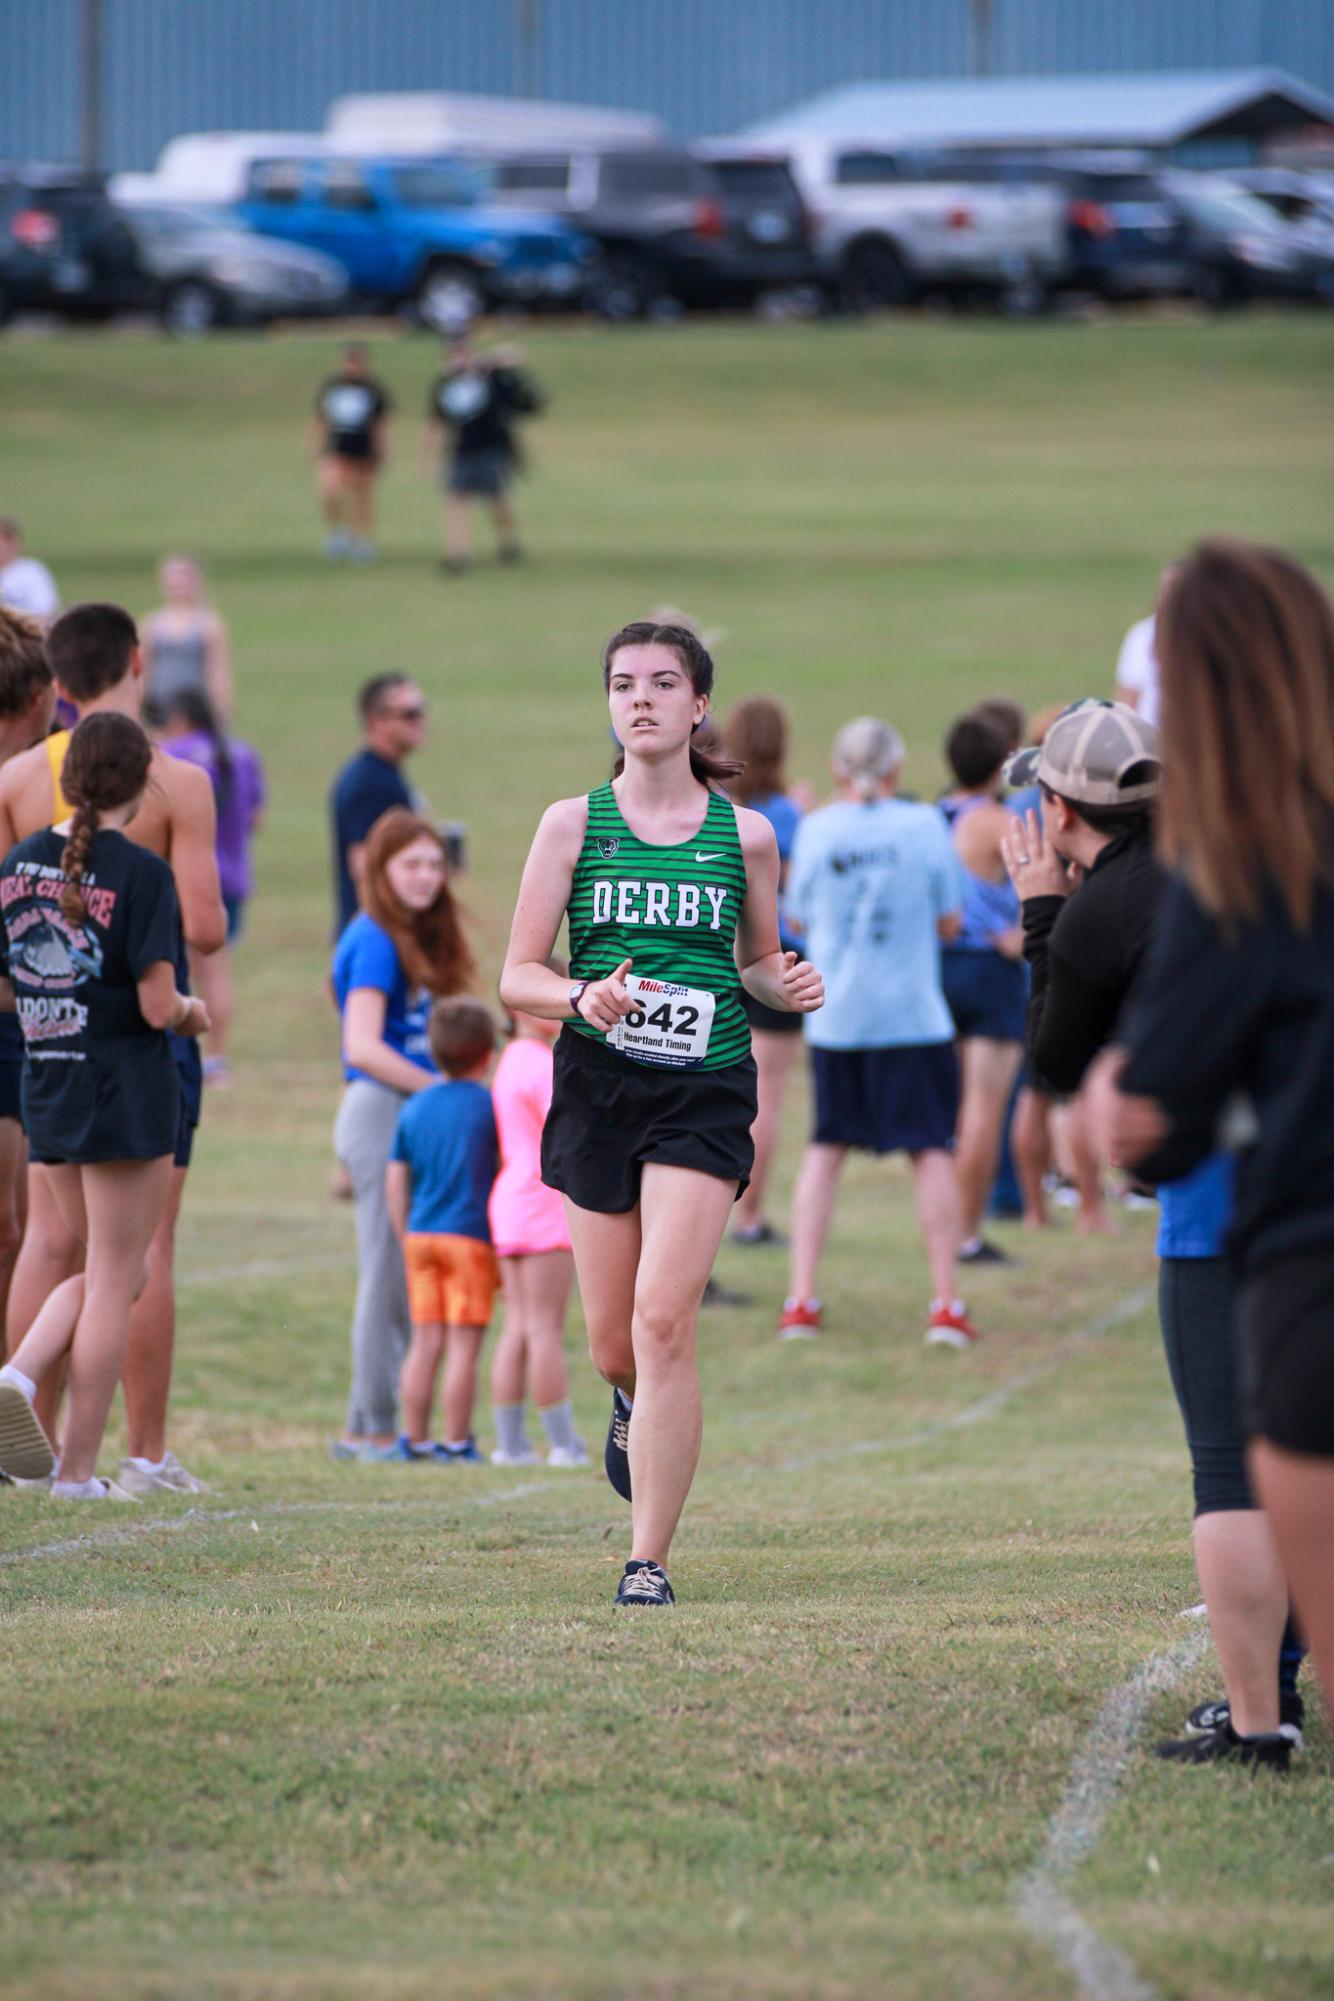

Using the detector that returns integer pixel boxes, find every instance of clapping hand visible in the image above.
[1000,809,1069,901]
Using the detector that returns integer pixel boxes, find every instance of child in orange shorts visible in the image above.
[385,997,498,1462]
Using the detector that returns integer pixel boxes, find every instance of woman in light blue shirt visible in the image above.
[780,717,978,1349]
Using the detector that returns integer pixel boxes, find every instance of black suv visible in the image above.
[0,164,145,322]
[487,147,811,316]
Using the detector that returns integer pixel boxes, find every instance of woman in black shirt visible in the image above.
[0,714,208,1499]
[1098,540,1334,1722]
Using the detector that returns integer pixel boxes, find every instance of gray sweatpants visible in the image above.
[334,1078,410,1437]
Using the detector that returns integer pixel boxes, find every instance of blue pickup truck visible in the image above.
[235,155,592,323]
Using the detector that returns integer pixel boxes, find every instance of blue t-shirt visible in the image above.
[748,789,803,954]
[332,913,435,1085]
[390,1079,497,1239]
[1158,1152,1235,1261]
[787,797,965,1050]
[330,749,412,932]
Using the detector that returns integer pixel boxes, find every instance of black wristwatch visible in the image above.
[569,980,591,1020]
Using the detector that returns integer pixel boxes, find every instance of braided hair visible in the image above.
[59,713,153,924]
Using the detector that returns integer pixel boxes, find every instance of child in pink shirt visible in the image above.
[488,1002,587,1466]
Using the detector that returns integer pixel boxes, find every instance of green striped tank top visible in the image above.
[567,783,751,1070]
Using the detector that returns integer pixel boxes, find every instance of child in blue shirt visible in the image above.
[386,998,498,1462]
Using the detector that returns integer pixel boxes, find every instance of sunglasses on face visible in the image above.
[381,704,427,723]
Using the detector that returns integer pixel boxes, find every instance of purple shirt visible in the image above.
[165,730,265,902]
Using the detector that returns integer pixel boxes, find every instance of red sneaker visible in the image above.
[778,1298,822,1340]
[926,1300,980,1349]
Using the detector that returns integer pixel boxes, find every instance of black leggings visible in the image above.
[1158,1256,1253,1516]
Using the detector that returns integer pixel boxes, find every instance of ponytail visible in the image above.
[57,713,154,921]
[59,802,99,922]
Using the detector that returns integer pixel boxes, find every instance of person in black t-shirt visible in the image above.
[309,343,392,566]
[0,714,208,1501]
[422,333,543,572]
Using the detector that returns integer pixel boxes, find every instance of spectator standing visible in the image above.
[0,714,208,1499]
[423,334,542,572]
[0,603,225,1495]
[386,999,499,1463]
[487,982,585,1468]
[1114,567,1177,728]
[938,714,1027,1267]
[0,518,59,626]
[1097,539,1334,1735]
[0,611,56,1336]
[141,556,232,724]
[309,343,392,565]
[722,695,806,1248]
[331,809,473,1458]
[160,688,265,1083]
[781,717,976,1348]
[330,674,428,933]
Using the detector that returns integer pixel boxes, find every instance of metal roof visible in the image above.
[742,69,1334,151]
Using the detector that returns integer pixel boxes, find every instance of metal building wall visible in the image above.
[2,0,1332,174]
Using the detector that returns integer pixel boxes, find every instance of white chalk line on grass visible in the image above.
[777,1281,1155,1475]
[0,1480,555,1569]
[1014,1628,1211,2001]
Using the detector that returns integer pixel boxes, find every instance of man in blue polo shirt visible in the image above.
[330,674,428,931]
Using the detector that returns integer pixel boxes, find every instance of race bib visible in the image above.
[607,976,715,1069]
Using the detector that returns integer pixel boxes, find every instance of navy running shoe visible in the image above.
[1186,1690,1305,1750]
[1156,1723,1290,1769]
[435,1437,485,1464]
[604,1389,632,1502]
[614,1560,675,1608]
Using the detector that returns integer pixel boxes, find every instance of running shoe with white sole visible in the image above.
[435,1437,485,1464]
[490,1445,540,1467]
[546,1442,590,1469]
[0,1380,56,1481]
[604,1389,632,1501]
[778,1298,822,1340]
[614,1560,675,1608]
[51,1476,138,1503]
[115,1451,208,1497]
[926,1301,981,1349]
[1156,1723,1290,1769]
[1186,1691,1305,1751]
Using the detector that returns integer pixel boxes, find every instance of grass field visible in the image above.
[1,313,1332,2001]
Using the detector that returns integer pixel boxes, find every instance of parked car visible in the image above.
[120,202,348,332]
[950,154,1190,301]
[725,140,1068,311]
[487,146,804,317]
[1164,174,1334,307]
[1230,168,1334,284]
[689,147,818,302]
[235,155,592,325]
[0,164,144,323]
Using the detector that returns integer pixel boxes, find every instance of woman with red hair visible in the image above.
[331,809,473,1458]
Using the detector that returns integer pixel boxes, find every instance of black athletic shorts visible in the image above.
[1237,1249,1334,1458]
[541,1027,756,1214]
[171,1034,203,1171]
[741,989,805,1036]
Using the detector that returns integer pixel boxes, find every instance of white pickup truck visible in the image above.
[718,139,1068,309]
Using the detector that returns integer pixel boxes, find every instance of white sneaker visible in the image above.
[52,1477,138,1502]
[116,1451,209,1496]
[489,1445,539,1467]
[546,1442,590,1469]
[0,1379,56,1481]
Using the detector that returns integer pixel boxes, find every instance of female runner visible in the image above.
[501,621,823,1607]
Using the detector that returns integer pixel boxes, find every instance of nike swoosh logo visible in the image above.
[695,851,723,862]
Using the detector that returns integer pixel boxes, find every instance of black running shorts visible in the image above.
[541,1027,756,1214]
[1237,1248,1334,1458]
